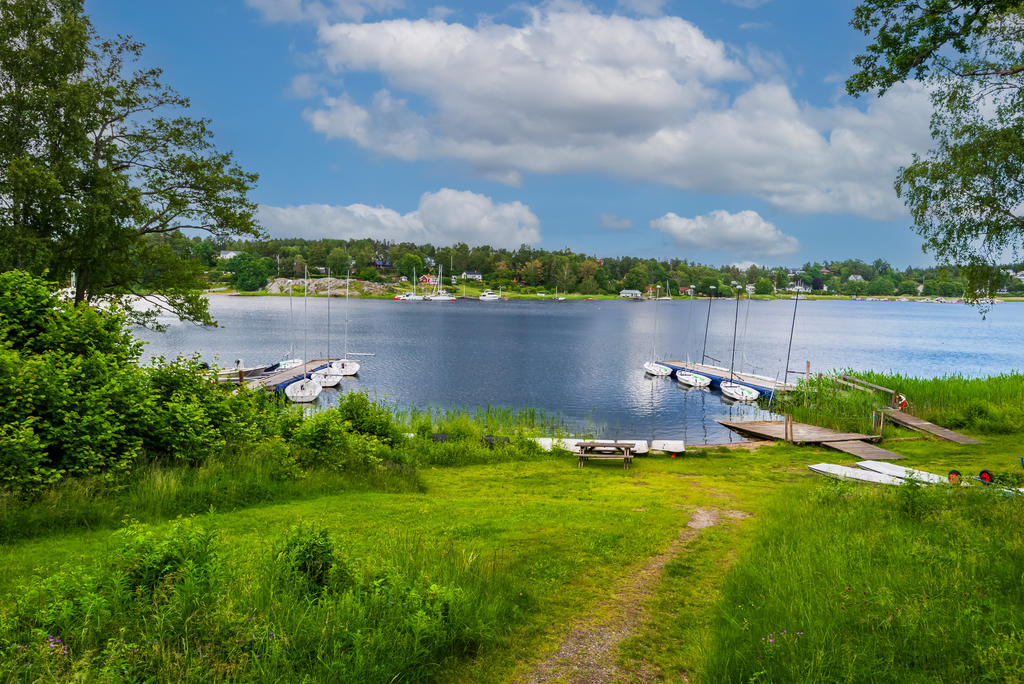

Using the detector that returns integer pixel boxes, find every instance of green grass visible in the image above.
[2,394,1024,681]
[699,479,1024,683]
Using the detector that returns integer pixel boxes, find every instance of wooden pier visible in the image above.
[718,420,906,460]
[246,359,333,393]
[660,361,793,396]
[882,409,982,444]
[823,440,907,461]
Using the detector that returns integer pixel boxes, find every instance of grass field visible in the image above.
[2,426,1021,682]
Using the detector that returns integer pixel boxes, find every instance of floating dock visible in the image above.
[718,419,906,460]
[246,359,333,393]
[660,361,793,398]
[882,409,982,444]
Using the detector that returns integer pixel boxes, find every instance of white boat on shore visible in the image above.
[479,289,500,301]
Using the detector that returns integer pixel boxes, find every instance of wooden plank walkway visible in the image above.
[246,359,333,391]
[882,409,982,444]
[718,420,881,444]
[824,440,906,461]
[718,420,907,460]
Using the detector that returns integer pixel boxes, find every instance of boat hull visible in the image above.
[676,372,711,388]
[285,378,323,403]
[643,362,673,376]
[720,381,759,402]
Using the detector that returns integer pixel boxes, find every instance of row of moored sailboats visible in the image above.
[284,266,369,403]
[643,288,761,402]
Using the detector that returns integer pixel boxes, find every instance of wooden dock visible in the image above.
[246,359,333,392]
[660,361,793,396]
[718,420,906,460]
[882,409,982,444]
[824,440,906,461]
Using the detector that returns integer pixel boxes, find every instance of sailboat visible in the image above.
[285,267,323,403]
[643,284,673,376]
[676,284,712,388]
[425,265,455,301]
[658,280,672,300]
[719,287,759,402]
[311,270,342,387]
[327,264,362,377]
[277,279,303,370]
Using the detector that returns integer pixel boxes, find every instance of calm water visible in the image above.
[136,296,1024,444]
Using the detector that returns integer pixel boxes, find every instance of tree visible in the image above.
[326,248,352,276]
[0,1,259,327]
[897,279,919,295]
[396,253,424,281]
[754,278,774,295]
[848,0,1024,300]
[622,266,648,292]
[227,253,273,292]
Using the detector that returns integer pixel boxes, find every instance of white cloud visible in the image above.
[258,188,541,248]
[600,213,633,230]
[289,73,325,99]
[617,0,667,16]
[245,0,403,23]
[723,0,771,8]
[295,5,930,220]
[427,5,454,20]
[651,209,799,258]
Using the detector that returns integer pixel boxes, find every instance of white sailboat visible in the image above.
[285,267,322,403]
[719,286,759,402]
[676,371,712,388]
[311,269,342,388]
[277,278,303,370]
[643,284,673,376]
[425,265,455,301]
[328,264,362,377]
[676,285,711,387]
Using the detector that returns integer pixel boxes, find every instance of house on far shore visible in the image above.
[419,273,439,287]
[461,271,483,281]
[619,289,642,299]
[219,250,242,260]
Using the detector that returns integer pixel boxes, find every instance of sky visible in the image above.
[87,0,937,268]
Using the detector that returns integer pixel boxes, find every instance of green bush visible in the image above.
[273,524,352,596]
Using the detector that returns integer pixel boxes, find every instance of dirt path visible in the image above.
[517,507,748,683]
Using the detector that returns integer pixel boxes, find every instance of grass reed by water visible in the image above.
[700,478,1024,683]
[769,371,1024,436]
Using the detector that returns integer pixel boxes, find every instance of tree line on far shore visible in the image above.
[181,234,1024,298]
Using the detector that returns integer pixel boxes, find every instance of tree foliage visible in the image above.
[0,0,260,326]
[848,0,1024,300]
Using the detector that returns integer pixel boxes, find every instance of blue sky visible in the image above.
[87,0,934,268]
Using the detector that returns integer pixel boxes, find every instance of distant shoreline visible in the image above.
[205,289,1024,303]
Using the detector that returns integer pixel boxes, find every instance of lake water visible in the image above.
[136,296,1024,444]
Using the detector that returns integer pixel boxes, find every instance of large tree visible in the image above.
[0,0,260,327]
[848,0,1024,300]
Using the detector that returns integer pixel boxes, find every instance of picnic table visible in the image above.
[575,441,635,469]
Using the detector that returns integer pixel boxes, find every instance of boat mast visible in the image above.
[700,285,716,364]
[728,283,740,382]
[345,259,351,358]
[783,291,799,388]
[303,266,309,380]
[326,268,331,360]
[651,284,660,362]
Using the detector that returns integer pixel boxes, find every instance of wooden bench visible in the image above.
[575,441,635,469]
